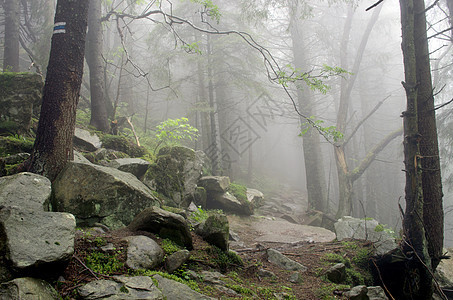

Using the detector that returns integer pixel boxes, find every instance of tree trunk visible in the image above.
[3,0,20,71]
[414,0,444,270]
[86,0,109,132]
[28,0,89,181]
[399,0,433,297]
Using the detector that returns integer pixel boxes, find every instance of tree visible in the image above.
[28,0,89,181]
[86,0,109,132]
[2,0,20,71]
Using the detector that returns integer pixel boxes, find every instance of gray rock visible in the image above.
[52,162,160,229]
[165,250,191,273]
[198,176,230,193]
[125,235,164,270]
[334,216,397,255]
[200,271,225,284]
[288,272,303,284]
[367,286,388,300]
[0,153,30,165]
[144,146,206,208]
[196,212,229,251]
[0,206,75,274]
[209,192,254,215]
[153,274,214,299]
[344,285,368,300]
[78,276,163,300]
[267,248,307,272]
[73,151,92,164]
[74,128,102,152]
[0,73,43,135]
[127,206,193,249]
[107,158,151,180]
[0,172,51,211]
[326,263,346,284]
[92,148,130,164]
[0,277,60,300]
[435,248,453,289]
[258,269,276,278]
[247,188,264,208]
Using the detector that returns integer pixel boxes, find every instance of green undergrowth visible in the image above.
[227,182,247,202]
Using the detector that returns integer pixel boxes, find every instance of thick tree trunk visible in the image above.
[414,0,444,270]
[86,0,109,132]
[399,0,433,298]
[3,0,20,71]
[28,0,89,181]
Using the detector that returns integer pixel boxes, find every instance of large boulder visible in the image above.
[0,172,51,211]
[127,206,193,249]
[247,188,264,208]
[195,212,229,251]
[78,276,163,300]
[0,73,43,135]
[52,162,160,229]
[153,274,214,300]
[0,206,75,278]
[124,235,164,270]
[107,158,151,180]
[73,128,102,152]
[435,248,453,291]
[144,146,206,208]
[209,192,253,215]
[165,250,191,273]
[198,176,230,193]
[0,277,60,300]
[334,216,397,255]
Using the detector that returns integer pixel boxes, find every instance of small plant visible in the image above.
[161,238,183,255]
[352,248,372,268]
[226,284,254,295]
[208,246,243,271]
[322,253,350,267]
[132,269,200,292]
[315,283,350,300]
[85,251,124,275]
[93,236,107,247]
[190,206,209,223]
[154,117,199,153]
[227,182,248,202]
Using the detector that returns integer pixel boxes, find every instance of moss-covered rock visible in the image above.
[0,136,34,157]
[100,134,147,158]
[195,212,229,251]
[0,73,43,135]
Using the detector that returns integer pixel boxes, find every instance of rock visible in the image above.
[198,176,230,193]
[200,271,225,285]
[127,206,193,249]
[73,151,92,164]
[153,274,214,299]
[0,206,75,277]
[266,249,307,272]
[90,148,130,164]
[100,135,147,158]
[344,285,368,300]
[334,216,397,255]
[165,250,191,273]
[209,192,254,216]
[124,235,164,270]
[288,272,303,284]
[107,158,151,180]
[52,162,160,229]
[257,269,276,278]
[78,276,163,299]
[0,277,60,300]
[280,214,299,224]
[247,188,264,208]
[367,286,388,300]
[74,128,102,152]
[196,212,229,251]
[304,210,324,227]
[435,248,453,289]
[0,73,43,135]
[0,172,51,211]
[144,146,206,208]
[229,230,240,242]
[326,263,346,283]
[0,153,30,165]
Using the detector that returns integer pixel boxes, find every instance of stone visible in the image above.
[334,216,397,255]
[0,153,29,165]
[209,192,254,216]
[198,176,230,193]
[195,212,229,251]
[78,276,163,300]
[0,73,43,135]
[435,248,453,289]
[165,250,191,273]
[257,268,276,278]
[267,248,307,272]
[74,128,102,152]
[200,271,225,284]
[344,285,368,300]
[0,277,60,300]
[367,286,388,300]
[288,272,303,284]
[144,146,206,208]
[124,235,164,270]
[127,206,193,249]
[52,162,160,229]
[326,263,346,284]
[247,188,264,208]
[90,148,130,164]
[153,274,214,300]
[0,206,75,277]
[107,158,151,180]
[0,172,51,211]
[73,151,92,164]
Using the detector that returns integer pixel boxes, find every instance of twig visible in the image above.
[73,255,99,280]
[371,258,396,300]
[365,0,385,11]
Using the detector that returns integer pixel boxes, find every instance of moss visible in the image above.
[0,72,35,94]
[161,238,183,255]
[208,246,243,271]
[100,134,148,157]
[227,182,247,202]
[132,270,201,292]
[85,251,124,275]
[0,136,34,157]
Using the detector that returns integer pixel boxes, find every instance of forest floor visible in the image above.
[56,213,376,300]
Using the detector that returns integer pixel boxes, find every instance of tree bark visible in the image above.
[28,0,89,181]
[3,0,20,71]
[86,0,109,132]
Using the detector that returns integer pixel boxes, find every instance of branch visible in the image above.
[349,128,403,182]
[366,0,385,11]
[344,95,390,146]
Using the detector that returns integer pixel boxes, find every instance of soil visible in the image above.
[56,214,375,300]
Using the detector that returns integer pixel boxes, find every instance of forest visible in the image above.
[1,0,453,299]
